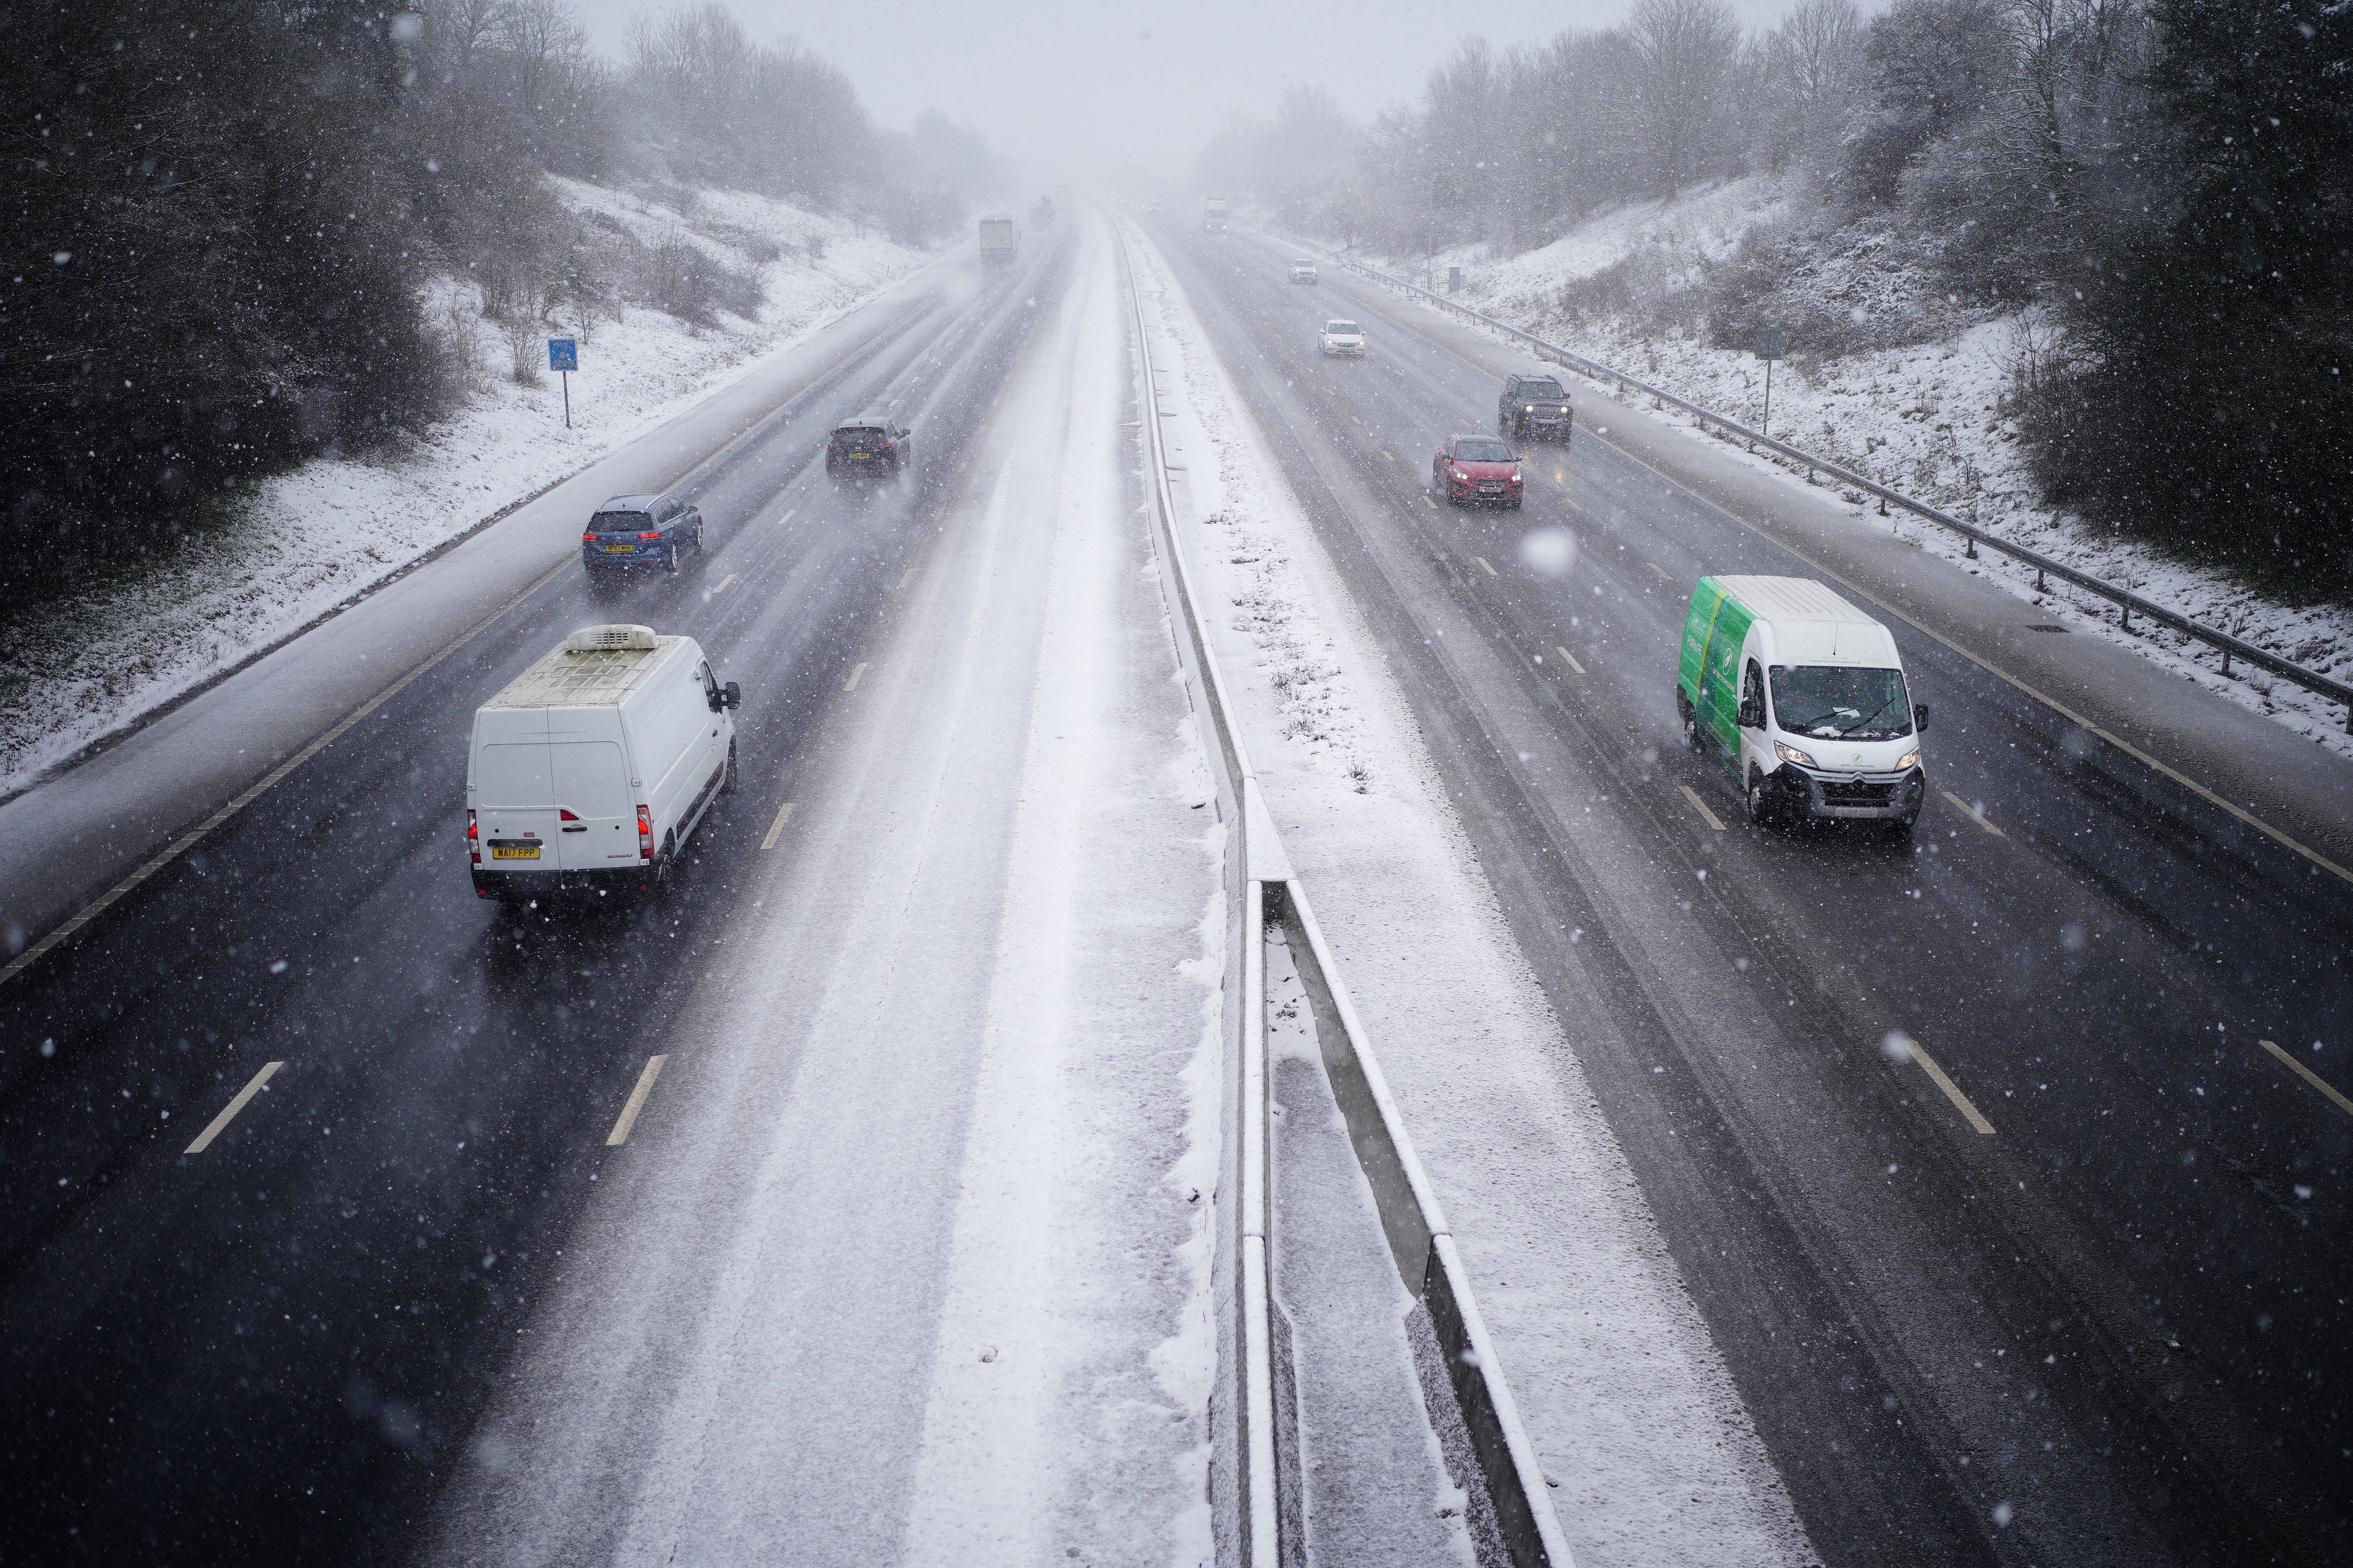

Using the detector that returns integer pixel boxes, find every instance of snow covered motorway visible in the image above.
[1134,212,2353,1568]
[0,197,2346,1568]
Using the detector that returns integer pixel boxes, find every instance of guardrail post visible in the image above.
[1964,534,1977,561]
[2221,648,2232,676]
[2121,604,2133,631]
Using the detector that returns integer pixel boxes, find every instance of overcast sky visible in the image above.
[567,0,1817,194]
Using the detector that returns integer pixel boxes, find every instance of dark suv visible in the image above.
[582,492,704,575]
[1499,373,1573,444]
[826,415,913,481]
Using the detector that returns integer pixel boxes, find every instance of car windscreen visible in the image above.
[1515,379,1567,400]
[1326,322,1359,334]
[1453,438,1514,462]
[590,511,652,533]
[1770,665,1913,739]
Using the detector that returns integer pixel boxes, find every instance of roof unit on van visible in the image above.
[566,624,659,653]
[487,627,686,710]
[1710,575,1899,667]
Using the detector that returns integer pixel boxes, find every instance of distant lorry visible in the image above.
[1676,576,1926,831]
[468,624,740,902]
[1032,195,1056,225]
[1204,197,1228,233]
[978,215,1018,262]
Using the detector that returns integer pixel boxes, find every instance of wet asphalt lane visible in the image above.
[0,236,1070,1563]
[1148,219,2352,1567]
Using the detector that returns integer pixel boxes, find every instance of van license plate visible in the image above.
[491,844,542,860]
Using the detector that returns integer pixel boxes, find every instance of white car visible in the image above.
[1289,259,1319,284]
[1320,319,1365,357]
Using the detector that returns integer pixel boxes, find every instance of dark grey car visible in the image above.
[1499,374,1574,444]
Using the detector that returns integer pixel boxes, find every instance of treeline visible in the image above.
[1,0,1007,598]
[1201,0,2353,579]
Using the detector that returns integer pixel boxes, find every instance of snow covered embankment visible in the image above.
[1351,175,2353,758]
[1125,232,1817,1568]
[0,180,928,801]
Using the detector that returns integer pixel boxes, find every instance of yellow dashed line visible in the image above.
[843,662,867,692]
[1677,784,1726,831]
[775,507,796,527]
[1554,646,1587,675]
[1890,1034,1996,1134]
[1646,561,1672,580]
[2260,1039,2353,1120]
[605,1055,668,1146]
[711,573,739,595]
[1939,790,2005,837]
[185,1061,284,1155]
[1476,556,1498,577]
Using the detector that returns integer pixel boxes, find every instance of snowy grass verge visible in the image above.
[1314,181,2353,758]
[0,181,929,800]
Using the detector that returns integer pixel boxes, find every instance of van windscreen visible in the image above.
[1770,666,1912,739]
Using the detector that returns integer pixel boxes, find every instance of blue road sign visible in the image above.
[549,337,578,372]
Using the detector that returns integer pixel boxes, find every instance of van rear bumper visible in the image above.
[1776,765,1925,821]
[473,863,659,901]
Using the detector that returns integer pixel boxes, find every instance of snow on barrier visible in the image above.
[1117,218,1576,1568]
[1314,247,2353,735]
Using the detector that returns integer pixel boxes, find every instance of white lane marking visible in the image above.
[1890,1035,1996,1134]
[899,567,915,587]
[844,662,868,692]
[762,800,797,852]
[1475,556,1498,577]
[605,1055,668,1147]
[1646,561,1672,580]
[1939,790,2005,837]
[1677,784,1726,831]
[185,1061,284,1155]
[2260,1038,2353,1120]
[2,559,571,989]
[711,573,739,595]
[1554,645,1587,675]
[775,508,796,527]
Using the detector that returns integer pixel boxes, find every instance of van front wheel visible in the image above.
[1746,766,1781,828]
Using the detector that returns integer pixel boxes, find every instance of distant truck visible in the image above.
[1032,195,1056,226]
[978,216,1018,262]
[1204,197,1228,234]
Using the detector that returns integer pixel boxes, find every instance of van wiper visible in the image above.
[1839,697,1897,736]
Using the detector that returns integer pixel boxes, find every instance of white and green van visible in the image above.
[1675,575,1927,829]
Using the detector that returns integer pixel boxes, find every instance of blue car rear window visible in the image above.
[591,511,653,532]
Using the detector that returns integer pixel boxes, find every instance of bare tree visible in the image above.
[1626,0,1744,197]
[1765,0,1866,173]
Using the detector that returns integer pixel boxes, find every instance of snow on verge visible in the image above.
[0,180,928,800]
[1335,181,2352,757]
[1124,228,1817,1568]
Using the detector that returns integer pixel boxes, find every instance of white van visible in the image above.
[468,624,741,901]
[1675,575,1927,829]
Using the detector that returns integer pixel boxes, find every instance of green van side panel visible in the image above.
[1677,577,1753,772]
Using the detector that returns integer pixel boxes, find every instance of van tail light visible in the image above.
[638,804,653,859]
[467,809,480,866]
[559,807,581,821]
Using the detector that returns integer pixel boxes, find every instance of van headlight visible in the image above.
[1895,751,1919,772]
[1775,742,1818,768]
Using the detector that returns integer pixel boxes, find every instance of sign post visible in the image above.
[1753,327,1788,439]
[548,337,578,428]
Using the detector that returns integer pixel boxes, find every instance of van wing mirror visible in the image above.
[1913,703,1929,733]
[1738,699,1763,729]
[723,680,742,710]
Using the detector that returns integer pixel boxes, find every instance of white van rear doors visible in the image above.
[476,737,555,868]
[550,739,634,869]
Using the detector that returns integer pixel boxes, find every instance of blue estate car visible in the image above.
[582,492,704,575]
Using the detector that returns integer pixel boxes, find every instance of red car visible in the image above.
[1432,434,1523,509]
